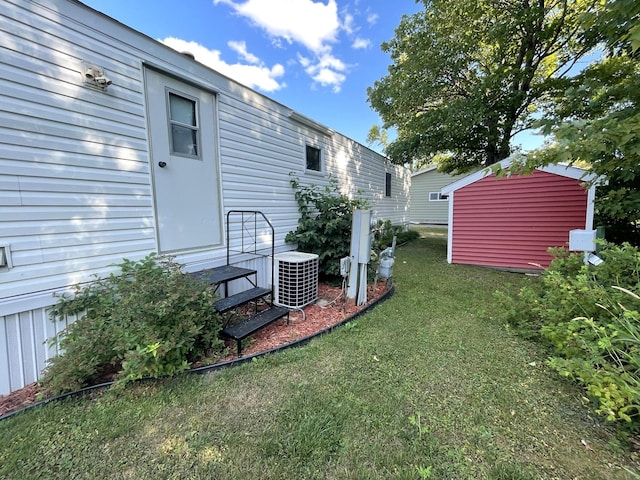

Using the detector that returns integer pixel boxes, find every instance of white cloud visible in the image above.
[366,11,379,26]
[311,68,346,93]
[215,0,339,54]
[161,37,285,92]
[342,12,355,35]
[215,0,353,92]
[228,40,260,64]
[352,37,371,50]
[301,52,347,93]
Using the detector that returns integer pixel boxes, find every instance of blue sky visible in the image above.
[81,0,543,153]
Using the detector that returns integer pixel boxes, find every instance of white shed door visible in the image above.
[145,69,222,253]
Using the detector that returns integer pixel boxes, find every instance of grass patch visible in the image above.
[0,232,637,479]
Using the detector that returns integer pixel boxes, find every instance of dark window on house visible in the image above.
[306,145,321,172]
[385,172,392,197]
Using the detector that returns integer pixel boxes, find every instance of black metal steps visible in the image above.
[191,265,257,285]
[190,256,290,357]
[221,306,290,356]
[214,287,271,313]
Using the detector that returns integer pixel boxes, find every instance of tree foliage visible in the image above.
[367,0,598,173]
[510,0,640,243]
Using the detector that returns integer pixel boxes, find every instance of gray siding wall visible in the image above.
[410,169,460,224]
[0,0,409,394]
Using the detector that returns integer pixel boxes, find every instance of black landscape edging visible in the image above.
[0,285,394,422]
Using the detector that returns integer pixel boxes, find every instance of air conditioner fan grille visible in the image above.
[274,252,319,308]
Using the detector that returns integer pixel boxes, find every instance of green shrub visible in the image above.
[285,174,370,279]
[371,219,419,253]
[43,254,224,394]
[547,288,640,423]
[285,175,417,280]
[495,242,640,427]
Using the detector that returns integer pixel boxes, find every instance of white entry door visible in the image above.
[145,68,222,253]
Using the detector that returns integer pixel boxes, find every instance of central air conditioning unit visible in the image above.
[274,252,319,308]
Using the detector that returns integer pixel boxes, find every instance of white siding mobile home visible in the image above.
[0,0,410,395]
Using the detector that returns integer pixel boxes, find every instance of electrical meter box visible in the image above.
[569,229,596,252]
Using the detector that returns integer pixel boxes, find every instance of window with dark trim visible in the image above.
[385,172,392,197]
[306,144,321,172]
[429,192,448,201]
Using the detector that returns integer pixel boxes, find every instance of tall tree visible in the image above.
[523,0,640,243]
[367,0,598,173]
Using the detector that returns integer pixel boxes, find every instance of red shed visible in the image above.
[440,159,599,271]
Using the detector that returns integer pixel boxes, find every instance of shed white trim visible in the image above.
[446,191,455,264]
[441,157,600,196]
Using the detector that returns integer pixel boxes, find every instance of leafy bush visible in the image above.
[285,174,370,279]
[371,219,420,253]
[496,242,640,426]
[285,175,419,280]
[43,254,224,394]
[546,288,640,423]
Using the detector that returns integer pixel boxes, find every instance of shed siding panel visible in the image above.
[451,171,587,269]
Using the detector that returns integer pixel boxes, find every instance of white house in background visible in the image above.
[410,166,464,225]
[0,0,410,395]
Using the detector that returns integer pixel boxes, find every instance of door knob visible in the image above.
[158,161,167,168]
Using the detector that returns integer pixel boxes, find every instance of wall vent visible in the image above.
[274,252,319,308]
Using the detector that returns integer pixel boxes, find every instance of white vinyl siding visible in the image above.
[1,0,154,300]
[0,307,76,396]
[0,0,410,394]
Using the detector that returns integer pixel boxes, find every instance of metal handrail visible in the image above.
[225,210,275,294]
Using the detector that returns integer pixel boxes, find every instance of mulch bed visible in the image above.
[0,281,389,418]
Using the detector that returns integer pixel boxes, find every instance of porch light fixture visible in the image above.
[82,61,112,90]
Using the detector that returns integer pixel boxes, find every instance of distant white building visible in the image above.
[410,166,463,225]
[0,0,410,394]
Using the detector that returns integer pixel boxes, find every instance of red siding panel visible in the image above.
[451,170,588,269]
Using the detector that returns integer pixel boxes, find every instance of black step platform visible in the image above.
[191,265,257,285]
[214,287,272,313]
[222,306,290,356]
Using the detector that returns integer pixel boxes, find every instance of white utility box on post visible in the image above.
[569,229,596,252]
[347,209,371,306]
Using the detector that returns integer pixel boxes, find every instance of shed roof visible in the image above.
[411,166,438,177]
[441,157,600,195]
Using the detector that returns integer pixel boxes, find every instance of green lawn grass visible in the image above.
[0,227,636,479]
